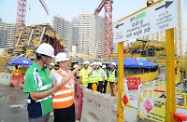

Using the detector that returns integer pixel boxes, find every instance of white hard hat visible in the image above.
[36,43,55,57]
[102,65,106,68]
[97,62,102,66]
[50,62,55,66]
[84,61,89,65]
[111,62,116,66]
[91,62,97,66]
[55,52,70,63]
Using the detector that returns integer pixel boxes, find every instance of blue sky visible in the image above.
[0,0,186,46]
[0,0,186,26]
[0,0,167,24]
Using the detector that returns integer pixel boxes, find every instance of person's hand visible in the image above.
[74,63,82,72]
[51,81,62,93]
[92,68,94,71]
[92,66,96,70]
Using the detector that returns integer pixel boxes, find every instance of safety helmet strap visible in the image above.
[41,55,48,68]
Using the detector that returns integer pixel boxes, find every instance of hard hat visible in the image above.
[50,62,55,66]
[84,60,89,65]
[102,65,106,68]
[111,62,116,66]
[73,64,77,68]
[36,43,55,57]
[91,62,97,66]
[55,52,70,63]
[97,62,102,66]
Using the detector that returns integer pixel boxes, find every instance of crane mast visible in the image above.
[94,0,113,57]
[15,0,27,41]
[14,0,49,47]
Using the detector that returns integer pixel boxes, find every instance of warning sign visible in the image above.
[143,99,153,114]
[121,93,138,110]
[122,94,129,106]
[142,97,166,121]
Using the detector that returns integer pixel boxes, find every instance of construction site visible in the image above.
[0,0,187,122]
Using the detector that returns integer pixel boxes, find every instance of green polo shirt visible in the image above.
[23,62,53,118]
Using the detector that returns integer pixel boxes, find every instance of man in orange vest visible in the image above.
[52,52,81,122]
[23,43,78,122]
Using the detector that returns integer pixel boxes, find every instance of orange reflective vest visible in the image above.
[52,69,75,109]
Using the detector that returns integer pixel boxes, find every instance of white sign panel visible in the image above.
[113,0,178,44]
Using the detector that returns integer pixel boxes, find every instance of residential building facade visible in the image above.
[0,18,16,48]
[52,16,72,52]
[72,12,104,56]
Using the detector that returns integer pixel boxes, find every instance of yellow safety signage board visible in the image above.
[143,97,166,121]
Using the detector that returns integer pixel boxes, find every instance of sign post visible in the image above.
[114,0,178,121]
[117,42,124,122]
[165,28,176,122]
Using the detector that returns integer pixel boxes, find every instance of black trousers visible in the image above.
[97,81,103,93]
[87,83,93,90]
[102,80,108,93]
[53,104,75,122]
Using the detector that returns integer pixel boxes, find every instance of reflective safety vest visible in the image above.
[97,68,103,81]
[50,68,56,73]
[108,69,116,82]
[35,84,52,102]
[80,68,89,85]
[88,70,98,83]
[52,69,75,109]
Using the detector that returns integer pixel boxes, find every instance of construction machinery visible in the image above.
[0,23,66,67]
[15,0,49,46]
[109,40,166,59]
[94,0,113,57]
[0,0,67,68]
[130,40,166,57]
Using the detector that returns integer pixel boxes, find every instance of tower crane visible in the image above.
[15,0,49,46]
[94,0,154,57]
[94,0,113,57]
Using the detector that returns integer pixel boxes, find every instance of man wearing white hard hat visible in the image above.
[23,43,65,122]
[52,52,81,122]
[88,62,98,90]
[96,62,106,93]
[108,62,118,96]
[79,60,90,86]
[49,62,56,73]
